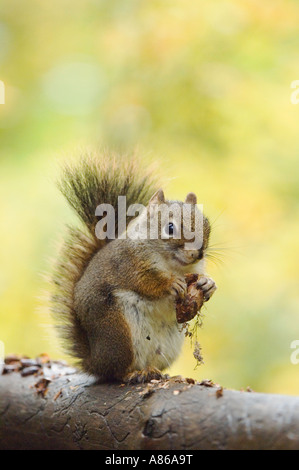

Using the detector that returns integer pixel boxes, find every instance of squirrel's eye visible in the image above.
[163,222,176,239]
[167,223,174,236]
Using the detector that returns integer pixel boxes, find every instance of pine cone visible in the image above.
[176,273,205,324]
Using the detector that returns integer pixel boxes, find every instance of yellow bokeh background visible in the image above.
[1,0,299,395]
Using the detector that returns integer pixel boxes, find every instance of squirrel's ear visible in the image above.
[185,192,197,204]
[149,189,165,205]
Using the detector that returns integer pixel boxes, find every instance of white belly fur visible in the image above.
[115,290,185,371]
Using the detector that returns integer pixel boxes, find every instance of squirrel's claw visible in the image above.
[197,276,217,301]
[124,367,167,384]
[170,276,187,298]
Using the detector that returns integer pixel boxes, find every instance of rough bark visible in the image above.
[1,367,299,450]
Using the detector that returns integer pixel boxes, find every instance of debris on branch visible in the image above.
[1,355,299,450]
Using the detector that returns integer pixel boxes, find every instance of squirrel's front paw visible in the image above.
[170,276,187,298]
[124,367,167,384]
[196,276,217,301]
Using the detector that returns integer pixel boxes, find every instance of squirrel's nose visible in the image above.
[190,248,203,261]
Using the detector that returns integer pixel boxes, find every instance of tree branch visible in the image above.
[0,363,299,450]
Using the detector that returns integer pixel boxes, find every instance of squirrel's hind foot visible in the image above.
[124,367,168,384]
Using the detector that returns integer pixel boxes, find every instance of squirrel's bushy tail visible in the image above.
[50,151,159,365]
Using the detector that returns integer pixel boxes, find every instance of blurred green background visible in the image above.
[1,0,299,395]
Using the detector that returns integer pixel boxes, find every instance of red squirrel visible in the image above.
[50,153,216,383]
